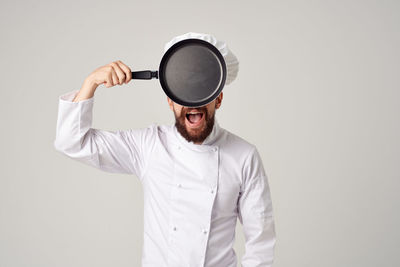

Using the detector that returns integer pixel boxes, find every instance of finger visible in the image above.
[116,60,132,83]
[105,73,113,88]
[110,62,126,85]
[110,67,119,86]
[115,60,131,84]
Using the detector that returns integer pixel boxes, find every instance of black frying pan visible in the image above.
[130,39,227,108]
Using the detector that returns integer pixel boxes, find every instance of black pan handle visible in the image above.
[131,71,158,79]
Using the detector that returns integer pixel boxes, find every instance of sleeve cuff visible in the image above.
[55,89,95,138]
[59,89,94,104]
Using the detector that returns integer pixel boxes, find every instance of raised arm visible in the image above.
[53,61,151,179]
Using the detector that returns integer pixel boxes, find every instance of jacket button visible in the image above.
[210,189,214,194]
[173,226,177,231]
[202,229,208,234]
[177,183,182,188]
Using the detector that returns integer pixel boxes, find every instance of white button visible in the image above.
[173,226,177,231]
[202,229,208,234]
[213,147,218,152]
[210,189,214,194]
[177,183,182,188]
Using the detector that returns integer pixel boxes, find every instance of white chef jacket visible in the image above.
[53,89,276,267]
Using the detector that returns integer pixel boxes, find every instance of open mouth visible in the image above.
[185,110,205,128]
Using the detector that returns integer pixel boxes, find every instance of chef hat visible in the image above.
[164,32,239,85]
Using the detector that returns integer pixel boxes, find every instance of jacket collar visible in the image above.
[172,118,222,152]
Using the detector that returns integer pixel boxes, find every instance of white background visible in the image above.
[1,0,399,266]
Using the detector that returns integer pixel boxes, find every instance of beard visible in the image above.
[174,106,215,144]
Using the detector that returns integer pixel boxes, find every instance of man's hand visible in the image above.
[88,60,133,88]
[73,60,132,102]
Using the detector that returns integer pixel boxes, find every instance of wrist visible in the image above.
[83,76,98,91]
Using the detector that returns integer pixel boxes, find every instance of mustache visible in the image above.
[180,107,207,115]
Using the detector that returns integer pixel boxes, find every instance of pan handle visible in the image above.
[131,71,158,79]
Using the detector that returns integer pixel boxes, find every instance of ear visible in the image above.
[215,91,223,109]
[167,97,174,111]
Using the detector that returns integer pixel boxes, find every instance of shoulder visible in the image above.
[219,127,257,157]
[124,123,174,146]
[125,123,170,136]
[219,127,265,180]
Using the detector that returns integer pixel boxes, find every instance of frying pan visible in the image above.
[130,39,227,108]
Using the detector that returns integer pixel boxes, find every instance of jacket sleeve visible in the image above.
[53,89,154,180]
[237,146,276,267]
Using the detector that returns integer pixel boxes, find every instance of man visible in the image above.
[54,32,276,267]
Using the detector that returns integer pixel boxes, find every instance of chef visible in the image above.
[54,32,276,267]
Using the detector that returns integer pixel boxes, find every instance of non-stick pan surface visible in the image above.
[131,39,226,107]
